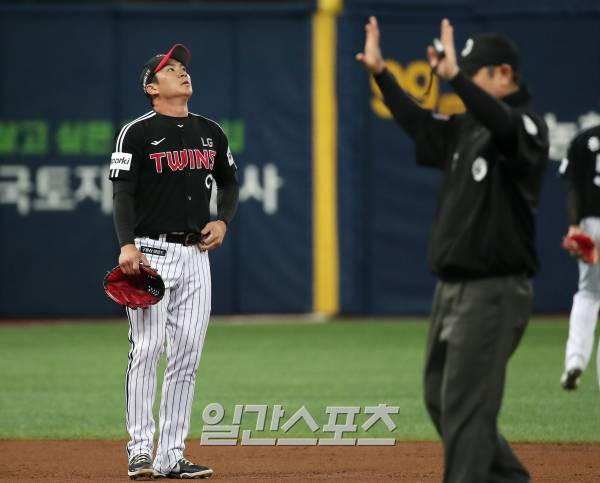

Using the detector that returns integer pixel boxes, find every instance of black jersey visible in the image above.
[109,110,238,237]
[560,125,600,224]
[416,93,548,280]
[375,70,548,280]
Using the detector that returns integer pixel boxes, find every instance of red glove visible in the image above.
[562,233,598,265]
[103,264,165,309]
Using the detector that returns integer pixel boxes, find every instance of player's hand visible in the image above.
[199,220,227,251]
[356,16,386,75]
[119,244,150,275]
[565,225,585,257]
[567,225,583,237]
[427,18,459,81]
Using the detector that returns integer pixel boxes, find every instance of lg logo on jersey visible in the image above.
[149,149,216,173]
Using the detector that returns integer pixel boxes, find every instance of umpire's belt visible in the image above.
[146,233,201,246]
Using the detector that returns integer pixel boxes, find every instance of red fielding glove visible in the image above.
[562,233,598,265]
[103,264,165,309]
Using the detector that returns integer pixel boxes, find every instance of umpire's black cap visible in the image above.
[458,34,520,77]
[139,43,191,94]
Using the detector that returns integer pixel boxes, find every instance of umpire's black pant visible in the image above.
[424,275,532,483]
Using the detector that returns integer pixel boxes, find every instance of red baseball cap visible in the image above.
[139,43,192,93]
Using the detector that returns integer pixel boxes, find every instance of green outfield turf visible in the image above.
[0,318,598,442]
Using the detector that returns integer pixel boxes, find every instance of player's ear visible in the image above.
[145,83,159,97]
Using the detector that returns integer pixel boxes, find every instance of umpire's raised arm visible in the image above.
[356,16,430,140]
[433,18,546,162]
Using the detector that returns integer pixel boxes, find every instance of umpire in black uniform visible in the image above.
[357,17,548,482]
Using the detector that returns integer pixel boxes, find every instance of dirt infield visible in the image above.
[1,441,599,482]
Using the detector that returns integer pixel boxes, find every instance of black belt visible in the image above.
[146,233,202,246]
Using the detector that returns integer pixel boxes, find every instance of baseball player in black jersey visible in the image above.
[109,43,239,479]
[358,17,548,483]
[559,125,600,391]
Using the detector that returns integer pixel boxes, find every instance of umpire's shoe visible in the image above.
[561,368,583,390]
[165,458,213,479]
[128,454,155,480]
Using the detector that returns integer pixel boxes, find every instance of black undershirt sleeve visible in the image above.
[112,181,136,247]
[216,173,240,226]
[566,182,581,226]
[373,68,429,139]
[448,71,516,150]
[565,141,583,225]
[213,127,240,226]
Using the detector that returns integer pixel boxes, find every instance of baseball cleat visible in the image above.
[560,368,583,390]
[166,458,213,479]
[128,453,155,480]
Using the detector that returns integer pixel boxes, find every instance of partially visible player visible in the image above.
[559,124,600,390]
[110,43,239,479]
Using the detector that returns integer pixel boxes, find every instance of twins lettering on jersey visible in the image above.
[149,148,217,173]
[149,135,215,173]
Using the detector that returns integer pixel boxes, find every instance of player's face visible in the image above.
[153,58,193,99]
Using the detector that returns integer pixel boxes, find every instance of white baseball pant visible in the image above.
[565,217,600,388]
[124,235,211,473]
